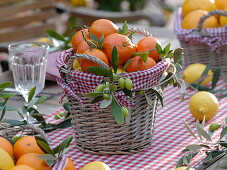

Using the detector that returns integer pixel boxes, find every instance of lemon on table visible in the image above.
[189,91,219,121]
[175,167,195,170]
[183,63,213,86]
[81,161,111,170]
[37,37,52,45]
[0,147,15,170]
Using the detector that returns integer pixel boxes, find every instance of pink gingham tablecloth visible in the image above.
[45,82,227,170]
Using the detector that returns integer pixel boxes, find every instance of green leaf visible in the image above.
[183,121,198,140]
[98,34,104,46]
[203,152,213,164]
[87,66,110,77]
[111,97,124,124]
[53,136,73,154]
[32,113,46,126]
[211,68,221,89]
[85,92,103,97]
[90,96,103,104]
[0,93,15,98]
[154,88,164,107]
[36,140,55,155]
[145,92,153,106]
[176,156,184,168]
[112,46,119,73]
[0,81,12,90]
[0,106,17,111]
[135,52,148,62]
[38,154,56,166]
[196,124,212,141]
[17,111,25,119]
[220,166,227,169]
[108,68,114,83]
[122,21,128,34]
[173,48,183,64]
[128,32,135,40]
[196,120,203,140]
[3,119,26,126]
[163,43,171,55]
[190,84,211,91]
[100,98,112,109]
[28,87,36,103]
[156,43,162,53]
[35,96,48,105]
[122,88,132,97]
[63,103,71,113]
[46,30,65,42]
[185,145,203,151]
[197,64,210,85]
[0,105,6,121]
[219,126,227,140]
[90,32,98,42]
[219,142,227,148]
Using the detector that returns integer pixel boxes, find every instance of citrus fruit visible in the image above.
[79,49,109,73]
[175,167,194,170]
[215,0,227,10]
[64,157,76,170]
[16,153,51,170]
[90,19,118,39]
[189,91,219,121]
[103,33,136,65]
[126,56,156,72]
[73,59,82,71]
[70,0,86,6]
[182,10,218,29]
[81,161,111,170]
[183,63,213,86]
[219,8,227,27]
[0,136,13,157]
[37,37,52,45]
[136,37,161,62]
[209,123,221,131]
[71,29,89,51]
[182,0,216,17]
[10,165,35,170]
[77,40,91,53]
[0,147,15,170]
[13,136,44,160]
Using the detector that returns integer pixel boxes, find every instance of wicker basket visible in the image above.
[175,9,227,82]
[57,28,175,155]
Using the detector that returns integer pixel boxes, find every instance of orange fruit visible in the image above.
[136,37,161,62]
[90,19,118,39]
[79,49,109,73]
[71,29,89,51]
[16,153,51,170]
[182,0,216,17]
[0,136,13,157]
[10,165,35,170]
[215,0,227,10]
[64,157,76,170]
[13,136,44,160]
[77,40,91,53]
[126,56,156,72]
[103,33,136,65]
[219,8,227,27]
[182,10,218,29]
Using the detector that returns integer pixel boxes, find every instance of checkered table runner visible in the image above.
[45,82,227,170]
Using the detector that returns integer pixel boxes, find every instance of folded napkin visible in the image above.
[46,51,61,81]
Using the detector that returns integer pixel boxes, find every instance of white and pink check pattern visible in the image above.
[174,8,227,52]
[45,82,227,170]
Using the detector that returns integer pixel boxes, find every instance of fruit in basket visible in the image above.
[103,33,136,65]
[126,56,156,72]
[125,78,133,90]
[136,37,161,62]
[81,161,111,170]
[182,0,216,17]
[76,40,91,53]
[79,49,109,73]
[13,136,44,160]
[90,19,118,39]
[73,59,82,71]
[0,136,13,157]
[72,29,89,51]
[183,63,213,86]
[16,153,51,170]
[175,167,195,170]
[182,10,218,29]
[189,91,219,121]
[10,165,35,170]
[215,0,227,10]
[70,0,86,7]
[219,8,227,27]
[118,78,126,89]
[0,147,15,170]
[64,157,76,170]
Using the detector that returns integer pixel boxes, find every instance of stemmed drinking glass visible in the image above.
[8,42,49,123]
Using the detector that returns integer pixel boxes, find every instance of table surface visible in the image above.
[1,25,226,170]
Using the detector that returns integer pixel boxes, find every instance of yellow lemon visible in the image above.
[183,63,213,86]
[182,10,218,29]
[175,167,195,170]
[73,59,82,71]
[81,161,111,170]
[70,0,86,6]
[0,147,15,170]
[37,37,52,45]
[215,0,227,10]
[182,0,216,17]
[111,68,126,74]
[189,91,219,121]
[10,165,35,170]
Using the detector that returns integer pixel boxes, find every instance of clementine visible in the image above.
[90,19,118,39]
[215,0,227,10]
[76,40,91,53]
[0,136,13,157]
[79,49,109,73]
[64,157,76,170]
[13,136,44,160]
[103,33,136,65]
[126,56,156,72]
[10,165,35,170]
[16,153,51,170]
[71,29,89,51]
[137,37,161,62]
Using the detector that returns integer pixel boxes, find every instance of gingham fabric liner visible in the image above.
[174,8,227,52]
[56,49,169,106]
[45,82,227,170]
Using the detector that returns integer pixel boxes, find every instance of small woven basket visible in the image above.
[57,28,175,155]
[174,9,227,82]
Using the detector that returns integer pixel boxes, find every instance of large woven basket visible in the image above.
[174,9,227,82]
[57,28,175,155]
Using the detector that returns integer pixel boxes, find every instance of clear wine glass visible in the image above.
[8,42,49,123]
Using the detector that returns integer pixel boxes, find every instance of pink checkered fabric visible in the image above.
[56,49,169,107]
[52,154,67,170]
[174,8,227,52]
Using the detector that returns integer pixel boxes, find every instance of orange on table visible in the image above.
[16,153,51,170]
[64,157,76,170]
[136,37,161,62]
[76,39,91,53]
[0,136,13,157]
[90,19,118,39]
[13,136,44,160]
[79,49,109,73]
[71,29,89,51]
[103,33,136,65]
[182,10,218,29]
[10,165,35,170]
[215,0,227,10]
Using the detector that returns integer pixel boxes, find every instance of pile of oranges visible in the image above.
[0,136,76,170]
[181,0,227,29]
[71,19,161,73]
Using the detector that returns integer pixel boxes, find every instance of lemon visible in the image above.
[70,0,86,6]
[189,91,219,121]
[111,68,126,74]
[0,147,15,170]
[73,59,82,71]
[81,161,111,170]
[175,167,195,170]
[37,37,52,45]
[183,63,213,86]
